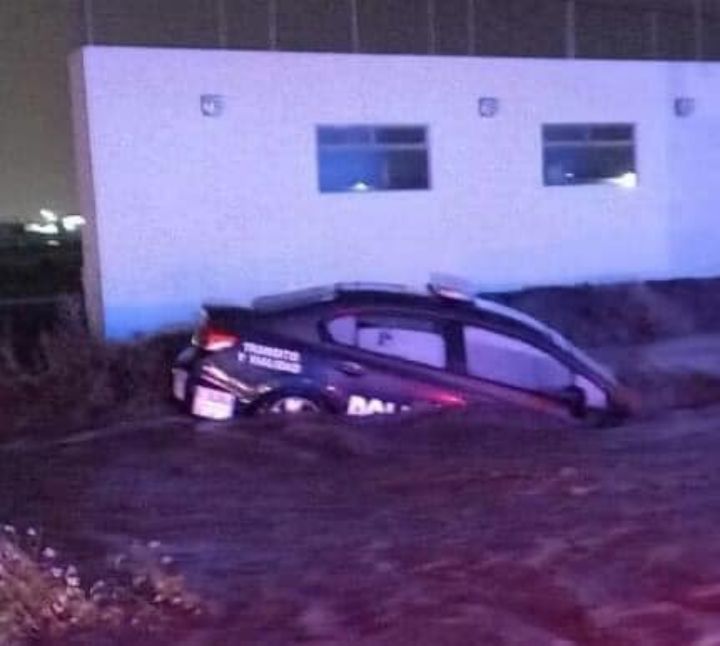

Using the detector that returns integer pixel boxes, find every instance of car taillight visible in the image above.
[193,323,239,352]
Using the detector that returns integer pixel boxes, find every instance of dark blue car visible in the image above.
[172,280,633,423]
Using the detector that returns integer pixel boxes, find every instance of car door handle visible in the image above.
[338,361,365,377]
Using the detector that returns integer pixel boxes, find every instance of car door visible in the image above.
[452,322,580,419]
[322,309,467,416]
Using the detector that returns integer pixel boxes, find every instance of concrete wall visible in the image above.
[665,64,720,278]
[70,47,719,338]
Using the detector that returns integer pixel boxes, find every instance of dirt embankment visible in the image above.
[488,277,720,348]
[5,405,720,645]
[0,324,187,441]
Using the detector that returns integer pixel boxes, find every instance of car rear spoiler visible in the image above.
[201,304,258,331]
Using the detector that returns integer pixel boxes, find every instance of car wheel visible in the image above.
[258,394,324,415]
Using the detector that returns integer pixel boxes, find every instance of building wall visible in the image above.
[666,63,720,277]
[71,46,717,337]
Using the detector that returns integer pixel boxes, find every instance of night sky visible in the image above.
[0,1,80,222]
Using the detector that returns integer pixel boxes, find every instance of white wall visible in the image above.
[665,65,720,278]
[70,47,720,338]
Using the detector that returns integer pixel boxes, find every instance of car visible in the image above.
[171,278,635,424]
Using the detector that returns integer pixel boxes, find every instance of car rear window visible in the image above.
[326,314,447,368]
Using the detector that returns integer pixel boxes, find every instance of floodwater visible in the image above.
[4,404,720,644]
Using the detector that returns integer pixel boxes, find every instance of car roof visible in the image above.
[251,282,425,311]
[252,282,553,338]
[251,282,616,383]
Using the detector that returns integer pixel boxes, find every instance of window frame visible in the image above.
[316,124,431,194]
[541,122,637,187]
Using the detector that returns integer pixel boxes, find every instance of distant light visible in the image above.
[61,215,86,232]
[40,209,58,223]
[352,181,370,192]
[46,240,61,247]
[608,172,637,189]
[25,222,59,235]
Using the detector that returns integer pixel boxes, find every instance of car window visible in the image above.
[463,326,573,392]
[326,314,447,368]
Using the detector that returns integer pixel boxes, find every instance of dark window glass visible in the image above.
[464,326,573,392]
[385,149,429,189]
[326,314,446,368]
[318,127,372,146]
[544,124,633,143]
[543,125,588,143]
[542,124,636,187]
[317,125,430,193]
[589,125,633,141]
[375,127,427,144]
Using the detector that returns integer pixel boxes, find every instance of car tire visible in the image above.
[255,392,328,416]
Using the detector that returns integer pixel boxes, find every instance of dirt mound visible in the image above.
[487,277,720,347]
[0,324,188,441]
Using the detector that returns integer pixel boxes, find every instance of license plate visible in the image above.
[172,369,188,401]
[192,385,235,420]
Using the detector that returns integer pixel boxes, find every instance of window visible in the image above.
[317,125,430,193]
[542,124,636,187]
[326,314,446,368]
[463,326,573,392]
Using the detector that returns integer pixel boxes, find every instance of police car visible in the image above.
[171,279,634,423]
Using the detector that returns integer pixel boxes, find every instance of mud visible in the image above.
[3,400,720,644]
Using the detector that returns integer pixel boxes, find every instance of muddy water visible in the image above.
[4,411,720,643]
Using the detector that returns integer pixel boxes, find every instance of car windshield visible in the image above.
[472,296,617,384]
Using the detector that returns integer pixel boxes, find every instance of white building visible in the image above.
[70,46,720,338]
